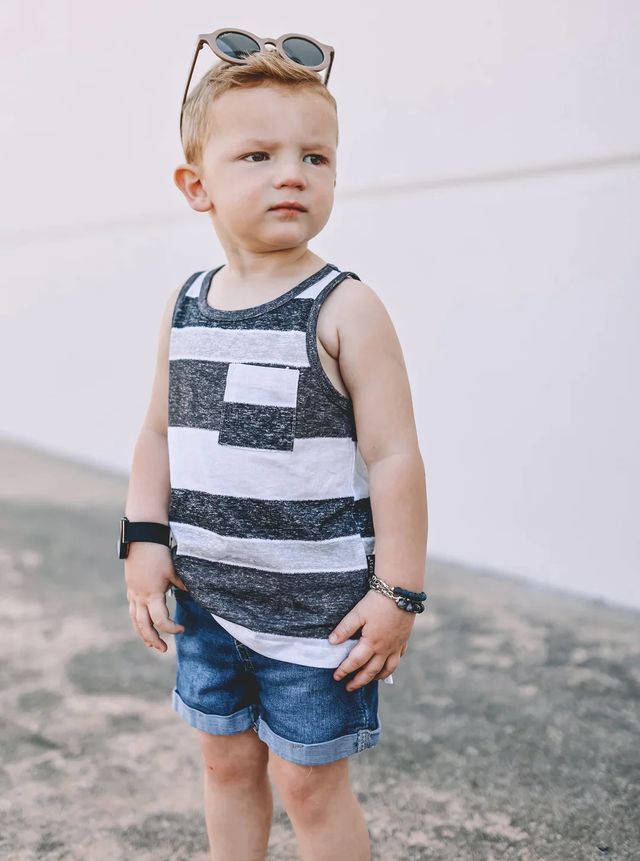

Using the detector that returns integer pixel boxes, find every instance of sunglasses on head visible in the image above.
[179,27,335,137]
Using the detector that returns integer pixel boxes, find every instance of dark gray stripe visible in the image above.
[169,362,356,439]
[169,488,361,540]
[174,554,369,639]
[218,401,296,451]
[174,294,315,331]
[169,360,227,430]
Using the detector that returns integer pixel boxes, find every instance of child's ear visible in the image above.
[173,163,212,213]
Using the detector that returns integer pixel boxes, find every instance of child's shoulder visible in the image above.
[317,274,396,362]
[321,274,392,333]
[322,273,384,314]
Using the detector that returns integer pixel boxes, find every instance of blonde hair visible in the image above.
[180,49,338,166]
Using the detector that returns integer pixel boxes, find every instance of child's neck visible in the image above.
[219,247,326,286]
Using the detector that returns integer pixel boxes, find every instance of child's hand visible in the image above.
[328,589,415,690]
[124,543,188,653]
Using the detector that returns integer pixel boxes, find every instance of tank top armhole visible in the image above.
[171,270,207,328]
[304,270,361,408]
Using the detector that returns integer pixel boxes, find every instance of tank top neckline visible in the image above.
[197,261,339,320]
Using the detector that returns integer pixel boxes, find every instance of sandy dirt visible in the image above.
[0,438,638,860]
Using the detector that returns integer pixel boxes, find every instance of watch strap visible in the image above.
[125,521,173,545]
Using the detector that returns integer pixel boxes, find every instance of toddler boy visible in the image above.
[123,37,428,861]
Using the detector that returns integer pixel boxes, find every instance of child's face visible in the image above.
[188,84,337,251]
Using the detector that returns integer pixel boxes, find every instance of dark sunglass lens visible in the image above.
[215,32,261,60]
[281,37,324,67]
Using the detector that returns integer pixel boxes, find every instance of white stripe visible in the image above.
[295,268,342,299]
[170,327,309,367]
[184,271,208,298]
[362,535,375,556]
[171,521,366,572]
[224,362,299,407]
[211,613,393,684]
[168,427,357,500]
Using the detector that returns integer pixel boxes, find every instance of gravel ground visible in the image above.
[0,438,638,860]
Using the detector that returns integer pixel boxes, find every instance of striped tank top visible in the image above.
[167,261,393,683]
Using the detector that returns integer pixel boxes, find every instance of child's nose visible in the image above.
[274,163,306,186]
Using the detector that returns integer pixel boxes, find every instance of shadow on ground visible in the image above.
[0,439,638,860]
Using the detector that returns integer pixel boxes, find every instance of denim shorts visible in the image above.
[170,587,382,766]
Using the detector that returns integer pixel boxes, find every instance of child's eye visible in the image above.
[303,154,329,165]
[242,152,269,162]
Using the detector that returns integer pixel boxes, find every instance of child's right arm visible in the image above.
[123,285,188,653]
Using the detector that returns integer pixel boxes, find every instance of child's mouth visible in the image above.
[269,201,307,214]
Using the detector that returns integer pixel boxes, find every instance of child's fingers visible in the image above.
[333,641,375,681]
[129,600,149,643]
[134,602,167,651]
[148,594,185,635]
[328,603,364,644]
[169,573,189,591]
[373,653,401,681]
[344,656,386,692]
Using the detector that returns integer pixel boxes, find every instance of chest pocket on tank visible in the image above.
[218,362,300,451]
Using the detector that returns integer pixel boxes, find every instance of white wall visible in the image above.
[1,2,638,608]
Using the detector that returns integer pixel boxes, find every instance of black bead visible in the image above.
[393,586,427,601]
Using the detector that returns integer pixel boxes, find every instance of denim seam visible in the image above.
[233,640,259,675]
[354,685,369,728]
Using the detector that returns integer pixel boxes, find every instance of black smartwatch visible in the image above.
[117,515,177,559]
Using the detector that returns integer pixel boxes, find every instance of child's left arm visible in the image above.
[325,279,428,691]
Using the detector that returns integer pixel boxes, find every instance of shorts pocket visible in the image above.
[218,362,300,451]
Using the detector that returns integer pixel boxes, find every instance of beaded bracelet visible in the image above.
[365,554,427,614]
